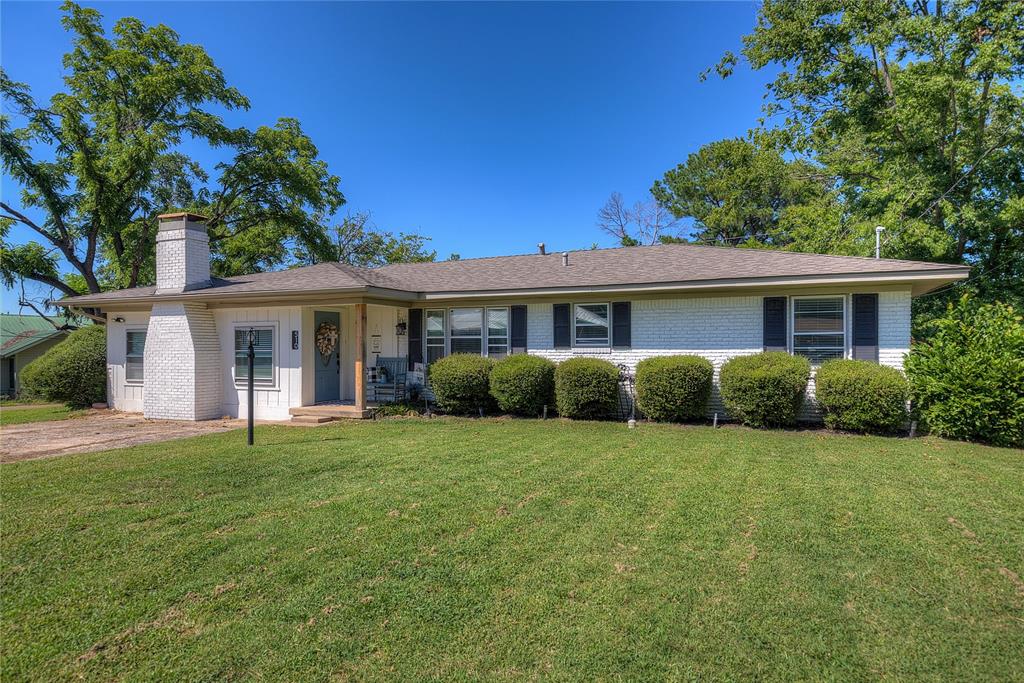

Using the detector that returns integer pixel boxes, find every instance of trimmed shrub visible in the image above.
[489,354,556,416]
[554,357,619,420]
[815,359,909,434]
[20,325,106,408]
[429,354,495,415]
[719,352,810,428]
[906,297,1024,447]
[635,355,713,422]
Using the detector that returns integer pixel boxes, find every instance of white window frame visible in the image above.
[125,328,147,384]
[425,309,446,367]
[448,307,484,356]
[573,302,611,348]
[790,295,848,366]
[485,307,510,358]
[233,323,278,388]
[433,307,512,359]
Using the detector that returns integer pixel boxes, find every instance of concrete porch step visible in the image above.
[290,414,337,424]
[289,405,373,420]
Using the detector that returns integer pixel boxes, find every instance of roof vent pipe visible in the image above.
[538,243,546,255]
[562,252,569,267]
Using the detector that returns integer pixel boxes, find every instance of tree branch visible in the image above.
[65,306,107,324]
[21,271,80,299]
[15,296,66,331]
[0,202,54,241]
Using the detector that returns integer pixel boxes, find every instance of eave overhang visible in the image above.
[53,267,970,311]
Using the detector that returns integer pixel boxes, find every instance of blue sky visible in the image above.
[1,1,773,312]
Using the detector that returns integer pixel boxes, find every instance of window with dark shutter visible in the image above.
[852,293,879,362]
[510,305,527,353]
[763,297,787,351]
[407,308,423,369]
[553,304,570,349]
[612,302,631,348]
[792,297,845,364]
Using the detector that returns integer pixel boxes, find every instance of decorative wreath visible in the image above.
[315,321,339,365]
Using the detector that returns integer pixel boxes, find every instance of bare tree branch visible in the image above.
[17,280,66,331]
[597,192,683,245]
[596,192,632,244]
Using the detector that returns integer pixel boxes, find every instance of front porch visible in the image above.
[292,302,412,422]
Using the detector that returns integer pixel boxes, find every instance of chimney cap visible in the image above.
[157,212,209,222]
[538,242,546,255]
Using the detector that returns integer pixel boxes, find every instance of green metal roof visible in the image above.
[0,313,82,358]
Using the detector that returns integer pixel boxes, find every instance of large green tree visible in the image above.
[650,138,836,248]
[704,0,1024,307]
[1,2,345,316]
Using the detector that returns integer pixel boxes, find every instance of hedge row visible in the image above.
[434,354,716,421]
[428,351,911,435]
[430,353,610,418]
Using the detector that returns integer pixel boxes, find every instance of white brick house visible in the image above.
[59,213,969,422]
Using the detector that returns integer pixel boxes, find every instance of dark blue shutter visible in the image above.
[553,304,570,349]
[510,305,527,353]
[407,308,423,369]
[763,297,787,351]
[612,302,631,348]
[852,294,879,362]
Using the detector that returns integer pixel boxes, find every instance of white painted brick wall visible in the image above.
[528,297,763,416]
[526,292,912,421]
[143,302,222,420]
[879,290,911,370]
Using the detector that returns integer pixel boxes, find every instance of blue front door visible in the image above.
[314,311,341,403]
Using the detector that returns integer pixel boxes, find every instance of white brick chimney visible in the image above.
[144,212,222,420]
[156,212,211,293]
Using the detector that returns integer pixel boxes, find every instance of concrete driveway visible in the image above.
[0,411,242,463]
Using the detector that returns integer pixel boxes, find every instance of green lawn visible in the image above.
[2,419,1022,681]
[0,404,85,425]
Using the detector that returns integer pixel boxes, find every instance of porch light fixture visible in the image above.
[395,320,407,336]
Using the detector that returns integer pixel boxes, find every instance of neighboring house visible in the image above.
[0,314,79,397]
[57,212,970,422]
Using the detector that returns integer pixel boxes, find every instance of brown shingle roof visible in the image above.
[58,262,383,304]
[370,244,967,293]
[56,243,970,306]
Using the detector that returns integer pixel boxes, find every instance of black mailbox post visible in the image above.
[247,327,255,446]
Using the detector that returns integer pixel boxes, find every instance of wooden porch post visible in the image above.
[354,303,367,411]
